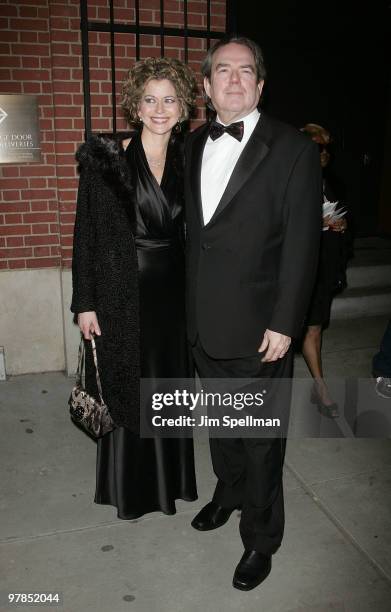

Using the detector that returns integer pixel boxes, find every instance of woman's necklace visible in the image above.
[146,156,165,168]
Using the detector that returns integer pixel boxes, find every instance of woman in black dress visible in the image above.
[71,58,198,518]
[301,123,347,418]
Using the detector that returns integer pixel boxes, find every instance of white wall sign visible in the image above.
[0,95,41,164]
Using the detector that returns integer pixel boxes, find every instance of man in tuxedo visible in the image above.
[185,36,322,590]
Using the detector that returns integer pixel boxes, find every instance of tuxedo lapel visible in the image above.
[189,124,209,226]
[208,115,272,225]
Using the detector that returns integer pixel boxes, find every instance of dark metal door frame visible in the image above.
[80,0,234,136]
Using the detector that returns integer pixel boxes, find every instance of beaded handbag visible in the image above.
[68,335,115,438]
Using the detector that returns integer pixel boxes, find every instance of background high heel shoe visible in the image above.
[310,387,339,419]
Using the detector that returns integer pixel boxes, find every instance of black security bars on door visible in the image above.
[80,0,231,137]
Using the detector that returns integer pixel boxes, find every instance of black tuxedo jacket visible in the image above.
[185,113,322,359]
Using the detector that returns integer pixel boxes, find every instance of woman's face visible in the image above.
[137,78,181,136]
[310,132,330,168]
[318,144,330,168]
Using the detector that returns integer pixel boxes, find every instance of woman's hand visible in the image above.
[322,214,332,229]
[77,311,101,340]
[329,218,347,233]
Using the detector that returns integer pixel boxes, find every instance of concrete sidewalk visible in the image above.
[1,315,391,612]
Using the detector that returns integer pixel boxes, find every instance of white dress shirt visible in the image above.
[201,108,261,225]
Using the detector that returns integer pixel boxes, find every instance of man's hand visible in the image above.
[258,329,291,362]
[77,311,101,340]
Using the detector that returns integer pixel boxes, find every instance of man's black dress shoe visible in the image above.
[191,501,237,531]
[232,550,272,591]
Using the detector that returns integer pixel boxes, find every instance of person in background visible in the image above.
[373,320,391,399]
[71,57,198,520]
[301,123,348,418]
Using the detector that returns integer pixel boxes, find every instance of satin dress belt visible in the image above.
[135,237,179,249]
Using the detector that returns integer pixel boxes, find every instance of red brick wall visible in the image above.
[0,0,226,271]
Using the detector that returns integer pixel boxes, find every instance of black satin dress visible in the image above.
[94,131,197,518]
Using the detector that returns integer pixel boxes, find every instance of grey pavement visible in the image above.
[1,315,391,612]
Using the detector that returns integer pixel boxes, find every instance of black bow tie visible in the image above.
[209,120,244,142]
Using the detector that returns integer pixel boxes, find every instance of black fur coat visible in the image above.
[71,134,140,432]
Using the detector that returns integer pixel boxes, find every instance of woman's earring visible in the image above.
[174,121,181,133]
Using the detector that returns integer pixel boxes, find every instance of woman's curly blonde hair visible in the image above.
[121,57,198,125]
[301,123,332,146]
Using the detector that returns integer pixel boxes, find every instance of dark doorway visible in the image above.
[234,0,391,236]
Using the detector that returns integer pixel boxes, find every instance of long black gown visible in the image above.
[94,131,197,518]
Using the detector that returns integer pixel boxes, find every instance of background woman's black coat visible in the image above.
[71,134,140,432]
[306,175,349,327]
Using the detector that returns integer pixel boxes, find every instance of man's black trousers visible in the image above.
[191,337,293,556]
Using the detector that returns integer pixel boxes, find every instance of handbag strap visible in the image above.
[75,334,105,405]
[75,337,85,387]
[90,335,105,404]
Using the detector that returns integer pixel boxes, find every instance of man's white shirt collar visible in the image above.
[201,109,261,225]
